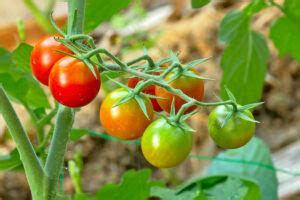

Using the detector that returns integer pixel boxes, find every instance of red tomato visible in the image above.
[49,56,101,107]
[128,77,162,112]
[30,34,72,85]
[155,70,204,113]
[100,88,154,140]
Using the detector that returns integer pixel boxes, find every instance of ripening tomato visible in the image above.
[49,56,101,107]
[208,105,256,149]
[128,77,162,112]
[141,118,193,168]
[155,70,204,113]
[100,88,154,140]
[30,34,72,85]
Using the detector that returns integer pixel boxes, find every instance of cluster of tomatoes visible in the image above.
[31,35,255,169]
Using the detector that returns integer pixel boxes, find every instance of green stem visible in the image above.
[0,87,44,199]
[44,106,74,200]
[23,0,55,33]
[67,0,85,35]
[46,0,56,16]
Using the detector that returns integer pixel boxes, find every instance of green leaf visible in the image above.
[95,169,164,200]
[175,175,260,200]
[0,149,22,171]
[243,0,267,14]
[191,0,210,8]
[205,177,248,200]
[84,0,131,33]
[11,43,32,72]
[151,187,197,200]
[207,137,278,200]
[283,0,300,21]
[219,11,249,43]
[270,16,300,61]
[220,31,269,105]
[0,45,50,109]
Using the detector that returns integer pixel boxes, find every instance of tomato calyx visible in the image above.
[220,87,263,127]
[156,99,198,133]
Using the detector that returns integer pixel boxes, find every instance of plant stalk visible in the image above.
[0,87,44,199]
[43,106,74,199]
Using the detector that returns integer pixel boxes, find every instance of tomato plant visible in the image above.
[128,76,162,111]
[100,88,154,140]
[141,118,193,168]
[208,105,255,149]
[30,34,73,85]
[4,0,298,198]
[155,69,204,113]
[49,56,101,107]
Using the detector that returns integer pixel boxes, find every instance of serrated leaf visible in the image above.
[175,175,260,200]
[151,186,197,200]
[95,169,164,200]
[191,0,210,8]
[85,0,131,33]
[207,137,278,200]
[220,31,269,105]
[205,177,248,200]
[11,43,32,72]
[134,95,150,119]
[236,112,259,123]
[0,45,50,109]
[238,102,264,111]
[270,16,300,61]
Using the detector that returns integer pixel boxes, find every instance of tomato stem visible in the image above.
[44,105,74,199]
[0,86,44,199]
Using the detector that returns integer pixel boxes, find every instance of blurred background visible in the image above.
[0,0,299,199]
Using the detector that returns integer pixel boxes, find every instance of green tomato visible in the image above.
[208,105,256,149]
[141,118,193,168]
